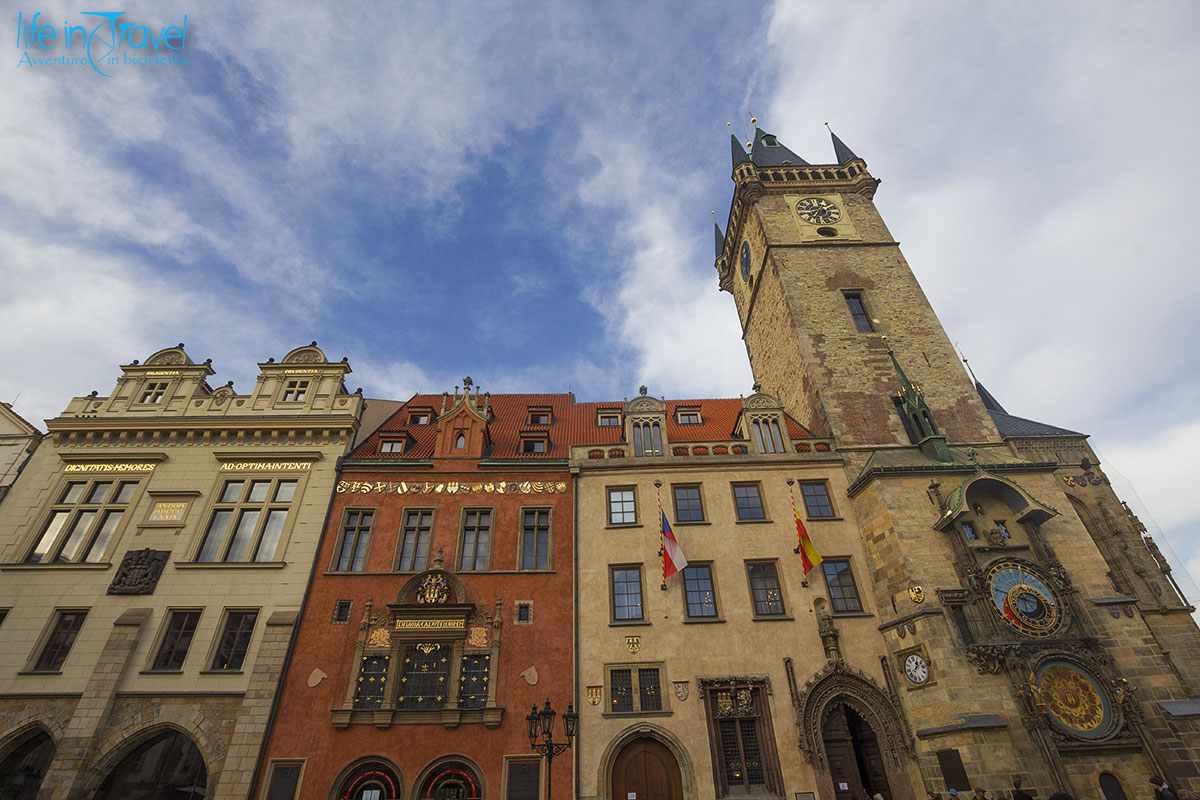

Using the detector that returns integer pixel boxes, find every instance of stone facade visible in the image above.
[0,344,360,799]
[0,402,41,507]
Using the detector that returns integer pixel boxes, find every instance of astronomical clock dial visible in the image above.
[740,241,752,281]
[795,197,842,224]
[986,561,1063,638]
[1036,661,1114,739]
[903,653,929,685]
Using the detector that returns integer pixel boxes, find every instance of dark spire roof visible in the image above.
[713,221,725,258]
[730,134,749,167]
[974,381,1007,414]
[749,128,808,167]
[828,126,860,164]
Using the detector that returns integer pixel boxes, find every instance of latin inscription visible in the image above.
[337,480,567,495]
[148,502,188,522]
[394,619,465,630]
[220,462,312,471]
[64,463,155,473]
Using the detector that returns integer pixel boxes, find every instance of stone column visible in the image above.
[211,610,297,800]
[40,607,150,800]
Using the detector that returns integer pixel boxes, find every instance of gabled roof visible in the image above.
[349,394,814,460]
[0,402,42,436]
[749,128,809,167]
[988,410,1084,438]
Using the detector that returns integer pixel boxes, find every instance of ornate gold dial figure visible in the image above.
[796,197,842,224]
[1036,661,1112,738]
[986,561,1063,637]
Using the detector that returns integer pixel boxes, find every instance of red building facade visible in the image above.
[253,387,576,800]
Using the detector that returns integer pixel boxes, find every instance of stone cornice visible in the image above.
[46,415,358,449]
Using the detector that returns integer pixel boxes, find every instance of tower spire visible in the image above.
[883,336,952,461]
[825,122,860,164]
[730,133,749,167]
[712,211,724,258]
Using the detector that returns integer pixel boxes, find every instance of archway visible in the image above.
[334,759,403,800]
[1100,773,1129,800]
[0,728,55,800]
[418,760,483,800]
[93,729,207,799]
[611,736,683,800]
[822,704,891,800]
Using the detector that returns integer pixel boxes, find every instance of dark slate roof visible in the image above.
[731,134,749,167]
[750,128,809,167]
[828,127,860,164]
[713,222,725,258]
[988,410,1085,438]
[975,382,1007,414]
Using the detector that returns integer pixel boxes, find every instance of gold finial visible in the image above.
[824,121,831,128]
[748,109,756,126]
[711,210,717,220]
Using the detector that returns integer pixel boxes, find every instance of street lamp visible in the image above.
[526,699,577,800]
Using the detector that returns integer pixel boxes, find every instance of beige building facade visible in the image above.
[0,402,42,506]
[0,343,361,800]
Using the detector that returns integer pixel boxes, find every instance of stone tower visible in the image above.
[716,127,999,450]
[716,127,1200,795]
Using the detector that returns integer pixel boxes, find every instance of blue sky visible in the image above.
[4,2,1200,591]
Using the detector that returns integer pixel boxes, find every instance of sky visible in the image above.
[3,2,1199,592]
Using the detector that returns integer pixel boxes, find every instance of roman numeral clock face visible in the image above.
[795,197,841,225]
[986,561,1063,637]
[903,653,929,684]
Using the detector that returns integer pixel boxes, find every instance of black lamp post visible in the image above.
[526,698,577,800]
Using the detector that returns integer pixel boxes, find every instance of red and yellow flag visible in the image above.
[792,492,823,577]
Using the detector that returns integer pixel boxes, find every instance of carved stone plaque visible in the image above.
[107,549,170,595]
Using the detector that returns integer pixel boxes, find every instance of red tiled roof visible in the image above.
[350,393,813,460]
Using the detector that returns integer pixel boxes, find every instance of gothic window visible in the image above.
[683,564,718,618]
[632,420,663,457]
[33,610,86,671]
[747,562,786,616]
[843,291,875,333]
[608,487,637,525]
[137,381,169,404]
[822,559,864,613]
[280,380,308,402]
[751,417,785,453]
[732,483,766,520]
[397,643,450,709]
[800,481,835,518]
[893,397,920,443]
[353,655,390,710]
[458,510,492,571]
[26,479,138,563]
[397,509,433,571]
[701,682,783,797]
[210,610,257,670]
[334,509,375,572]
[672,485,705,522]
[607,664,665,713]
[519,509,551,570]
[151,610,201,671]
[455,433,466,449]
[0,729,55,799]
[195,477,298,563]
[611,565,644,621]
[457,653,491,708]
[92,731,207,800]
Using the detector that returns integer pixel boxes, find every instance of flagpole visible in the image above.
[654,479,666,590]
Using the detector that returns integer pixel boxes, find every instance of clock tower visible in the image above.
[715,127,1000,451]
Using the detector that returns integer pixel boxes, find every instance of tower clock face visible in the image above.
[796,197,841,224]
[903,653,929,684]
[740,241,751,281]
[986,561,1063,637]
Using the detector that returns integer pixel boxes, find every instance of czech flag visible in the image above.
[660,510,688,581]
[792,496,823,577]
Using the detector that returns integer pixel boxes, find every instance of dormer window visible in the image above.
[138,382,168,404]
[632,420,663,457]
[750,416,786,454]
[762,135,778,146]
[676,408,701,425]
[521,436,548,454]
[597,411,621,427]
[281,380,308,403]
[380,439,405,454]
[409,411,431,425]
[527,408,552,426]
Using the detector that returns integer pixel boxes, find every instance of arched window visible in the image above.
[632,421,662,457]
[420,760,483,800]
[1100,773,1129,800]
[0,729,55,800]
[337,760,403,800]
[751,417,785,453]
[93,730,206,800]
[455,433,466,449]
